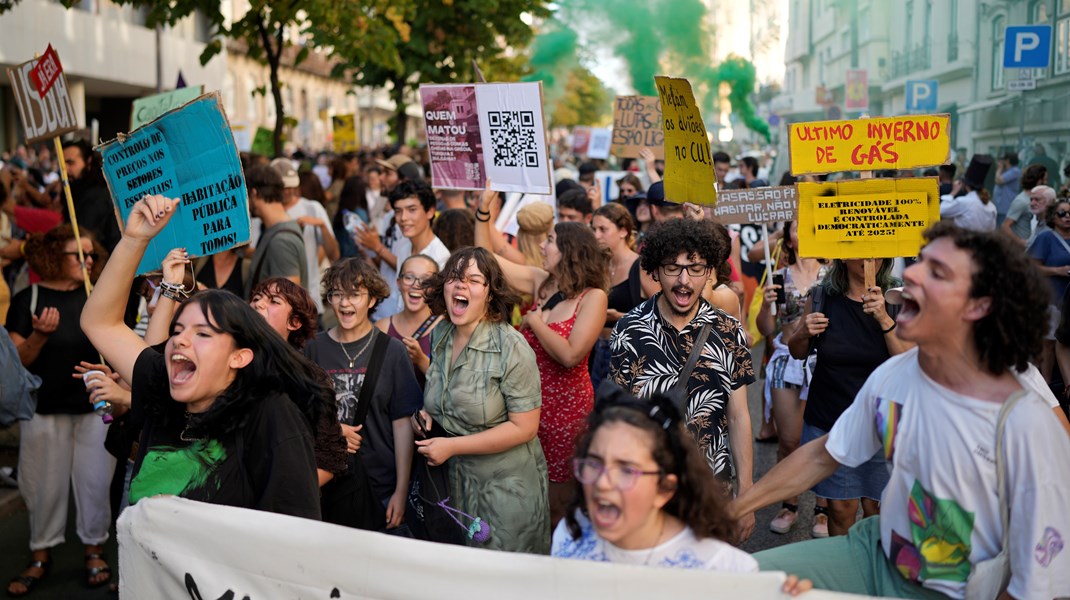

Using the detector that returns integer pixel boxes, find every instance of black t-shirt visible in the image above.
[128,347,321,520]
[303,329,423,500]
[804,290,900,431]
[6,285,98,414]
[67,179,121,252]
[196,257,245,297]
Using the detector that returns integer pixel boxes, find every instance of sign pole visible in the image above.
[54,136,93,297]
[761,225,776,316]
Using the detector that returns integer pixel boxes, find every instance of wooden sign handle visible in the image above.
[863,258,876,291]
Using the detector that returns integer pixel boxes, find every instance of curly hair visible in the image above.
[708,221,734,289]
[565,386,736,543]
[1021,164,1048,191]
[544,222,610,298]
[250,277,318,349]
[1045,199,1070,229]
[639,218,725,277]
[166,290,335,440]
[23,224,105,282]
[593,202,636,250]
[321,257,391,318]
[424,247,520,323]
[924,222,1048,374]
[432,208,475,252]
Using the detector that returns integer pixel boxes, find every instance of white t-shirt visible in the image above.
[551,510,758,572]
[379,235,450,319]
[251,198,335,312]
[939,190,997,232]
[826,348,1070,599]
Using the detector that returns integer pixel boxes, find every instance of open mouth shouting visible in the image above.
[448,293,470,318]
[896,288,920,325]
[590,496,623,530]
[169,352,197,387]
[670,284,695,310]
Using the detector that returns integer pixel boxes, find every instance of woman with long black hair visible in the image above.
[81,195,329,520]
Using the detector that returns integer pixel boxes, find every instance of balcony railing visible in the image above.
[889,44,932,79]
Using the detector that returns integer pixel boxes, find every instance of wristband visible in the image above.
[475,212,491,223]
[159,281,190,302]
[881,321,897,334]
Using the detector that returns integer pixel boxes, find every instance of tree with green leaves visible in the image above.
[316,0,550,144]
[549,66,611,128]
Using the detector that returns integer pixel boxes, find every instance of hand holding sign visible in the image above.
[126,195,181,242]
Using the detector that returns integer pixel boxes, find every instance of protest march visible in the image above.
[1,2,1069,599]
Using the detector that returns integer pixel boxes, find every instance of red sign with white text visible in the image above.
[29,44,62,98]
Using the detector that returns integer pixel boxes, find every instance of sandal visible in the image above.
[7,558,50,598]
[85,552,111,588]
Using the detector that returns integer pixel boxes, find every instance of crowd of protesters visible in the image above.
[1,138,1069,599]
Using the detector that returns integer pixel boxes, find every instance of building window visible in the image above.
[1033,0,1052,78]
[1058,0,1070,74]
[994,16,1006,89]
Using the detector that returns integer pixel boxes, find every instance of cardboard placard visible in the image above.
[571,126,592,155]
[97,93,250,275]
[6,49,79,144]
[587,127,612,159]
[796,177,940,259]
[789,114,950,176]
[655,76,716,206]
[332,114,358,153]
[131,86,205,130]
[419,82,552,194]
[251,127,274,157]
[610,95,664,159]
[712,186,797,225]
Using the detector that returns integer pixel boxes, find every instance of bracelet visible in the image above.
[159,281,190,302]
[475,211,491,223]
[881,321,897,334]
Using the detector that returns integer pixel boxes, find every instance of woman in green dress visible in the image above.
[413,247,551,554]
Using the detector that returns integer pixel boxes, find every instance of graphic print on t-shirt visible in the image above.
[129,440,226,504]
[329,371,366,425]
[889,480,974,584]
[874,396,902,460]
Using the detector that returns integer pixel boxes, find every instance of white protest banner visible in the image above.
[6,48,79,144]
[130,86,204,130]
[119,497,883,600]
[587,127,612,159]
[713,186,798,225]
[96,93,250,275]
[420,82,552,194]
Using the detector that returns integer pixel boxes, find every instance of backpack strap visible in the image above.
[353,329,390,427]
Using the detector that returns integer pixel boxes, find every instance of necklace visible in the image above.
[642,516,667,566]
[338,328,375,369]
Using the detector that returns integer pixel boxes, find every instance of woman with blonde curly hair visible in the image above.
[7,225,115,595]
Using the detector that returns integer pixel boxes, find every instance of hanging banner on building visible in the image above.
[788,114,950,176]
[571,126,592,155]
[130,86,205,130]
[655,76,716,206]
[332,114,359,153]
[845,69,868,111]
[419,82,552,194]
[114,496,876,600]
[97,93,249,275]
[712,186,797,225]
[796,177,940,259]
[611,95,665,160]
[587,127,612,159]
[6,47,79,144]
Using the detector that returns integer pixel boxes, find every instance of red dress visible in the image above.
[521,294,594,483]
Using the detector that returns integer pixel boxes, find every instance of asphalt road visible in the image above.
[0,342,817,598]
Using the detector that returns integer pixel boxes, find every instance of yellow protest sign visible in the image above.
[655,76,716,206]
[789,114,950,176]
[797,177,940,259]
[332,114,358,153]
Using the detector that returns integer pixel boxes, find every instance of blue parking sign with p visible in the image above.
[1003,25,1052,68]
[906,80,938,113]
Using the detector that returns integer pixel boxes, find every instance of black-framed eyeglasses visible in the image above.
[659,263,710,278]
[64,252,100,261]
[399,274,431,289]
[445,273,488,287]
[571,457,662,491]
[327,290,368,305]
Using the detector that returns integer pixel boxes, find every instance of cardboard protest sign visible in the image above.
[420,82,552,194]
[712,186,797,225]
[611,96,664,159]
[587,128,612,159]
[655,76,716,206]
[332,114,358,153]
[97,93,249,275]
[251,127,274,157]
[131,86,204,130]
[789,114,950,176]
[6,48,79,144]
[571,126,592,155]
[796,177,940,259]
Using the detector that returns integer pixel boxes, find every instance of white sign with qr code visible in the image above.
[474,82,552,195]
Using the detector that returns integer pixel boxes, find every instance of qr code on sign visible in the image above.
[488,111,540,168]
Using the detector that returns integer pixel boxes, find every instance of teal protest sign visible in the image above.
[97,93,249,275]
[130,86,204,129]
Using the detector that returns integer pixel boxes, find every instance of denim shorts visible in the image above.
[802,422,890,501]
